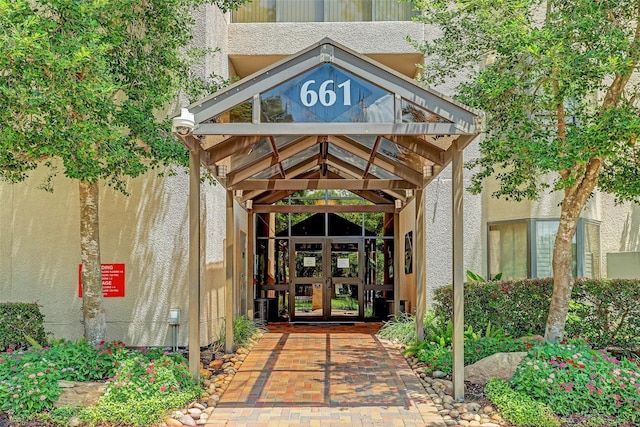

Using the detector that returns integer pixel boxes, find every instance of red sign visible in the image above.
[78,264,125,297]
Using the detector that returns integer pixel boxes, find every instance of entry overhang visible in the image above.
[173,38,482,209]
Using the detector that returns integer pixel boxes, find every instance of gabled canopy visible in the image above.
[174,38,482,212]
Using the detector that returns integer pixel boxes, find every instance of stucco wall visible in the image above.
[0,166,190,346]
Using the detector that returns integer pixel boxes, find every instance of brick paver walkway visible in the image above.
[205,323,447,427]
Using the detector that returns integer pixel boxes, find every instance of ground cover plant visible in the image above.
[511,341,640,425]
[0,339,200,426]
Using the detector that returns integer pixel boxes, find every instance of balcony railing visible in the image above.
[232,0,418,23]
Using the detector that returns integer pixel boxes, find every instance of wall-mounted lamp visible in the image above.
[168,308,181,325]
[172,108,196,136]
[216,165,227,178]
[406,189,414,198]
[395,199,402,210]
[423,165,434,177]
[246,200,253,210]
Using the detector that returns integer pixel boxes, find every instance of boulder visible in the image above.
[463,352,527,385]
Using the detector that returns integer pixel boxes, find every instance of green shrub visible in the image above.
[566,279,640,349]
[377,312,450,347]
[485,378,560,427]
[0,302,48,351]
[433,278,554,338]
[0,340,199,425]
[415,336,540,375]
[510,341,640,423]
[434,278,640,349]
[219,315,265,348]
[81,351,200,426]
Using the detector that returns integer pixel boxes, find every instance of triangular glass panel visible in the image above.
[260,63,393,123]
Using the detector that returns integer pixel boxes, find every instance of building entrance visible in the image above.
[291,239,362,321]
[255,210,395,323]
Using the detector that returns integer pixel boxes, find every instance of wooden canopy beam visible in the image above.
[251,204,395,213]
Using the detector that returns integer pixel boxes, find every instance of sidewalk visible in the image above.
[205,323,447,426]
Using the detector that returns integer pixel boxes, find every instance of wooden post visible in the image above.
[225,190,235,353]
[415,189,426,341]
[188,148,201,379]
[393,212,400,317]
[452,142,465,401]
[247,211,255,320]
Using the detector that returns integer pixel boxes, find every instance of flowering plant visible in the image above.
[510,341,640,423]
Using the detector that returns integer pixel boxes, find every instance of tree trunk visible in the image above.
[545,159,601,342]
[544,197,579,343]
[79,180,105,345]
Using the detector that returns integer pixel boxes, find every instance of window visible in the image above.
[488,219,601,280]
[232,0,418,23]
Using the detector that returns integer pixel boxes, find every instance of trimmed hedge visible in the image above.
[433,278,640,349]
[567,279,640,349]
[0,302,48,351]
[433,278,554,338]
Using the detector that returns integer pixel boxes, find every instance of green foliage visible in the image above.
[433,278,640,349]
[510,342,640,423]
[0,339,129,418]
[0,340,199,424]
[414,333,539,375]
[219,315,265,349]
[0,303,48,351]
[0,0,249,187]
[378,312,421,346]
[566,279,640,349]
[434,278,554,338]
[411,0,640,203]
[81,351,200,426]
[485,378,561,427]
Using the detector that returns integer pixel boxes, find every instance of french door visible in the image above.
[290,239,362,321]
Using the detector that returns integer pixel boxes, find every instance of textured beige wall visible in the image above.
[0,162,243,347]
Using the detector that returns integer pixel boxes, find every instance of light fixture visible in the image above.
[406,189,414,198]
[172,108,196,136]
[168,308,181,325]
[246,200,253,210]
[423,165,433,177]
[216,165,227,178]
[395,199,402,210]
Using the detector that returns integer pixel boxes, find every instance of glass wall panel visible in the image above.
[583,221,601,279]
[256,238,289,286]
[535,221,557,279]
[488,222,528,279]
[534,220,577,278]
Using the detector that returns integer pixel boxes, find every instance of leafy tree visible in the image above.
[409,0,640,341]
[0,0,248,344]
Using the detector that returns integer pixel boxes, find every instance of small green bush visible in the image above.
[485,378,561,427]
[219,315,265,348]
[0,302,48,351]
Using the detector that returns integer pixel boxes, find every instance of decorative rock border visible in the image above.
[401,348,508,427]
[164,330,264,426]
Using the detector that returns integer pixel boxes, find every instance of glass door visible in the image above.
[328,240,362,319]
[291,241,324,320]
[290,239,363,320]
